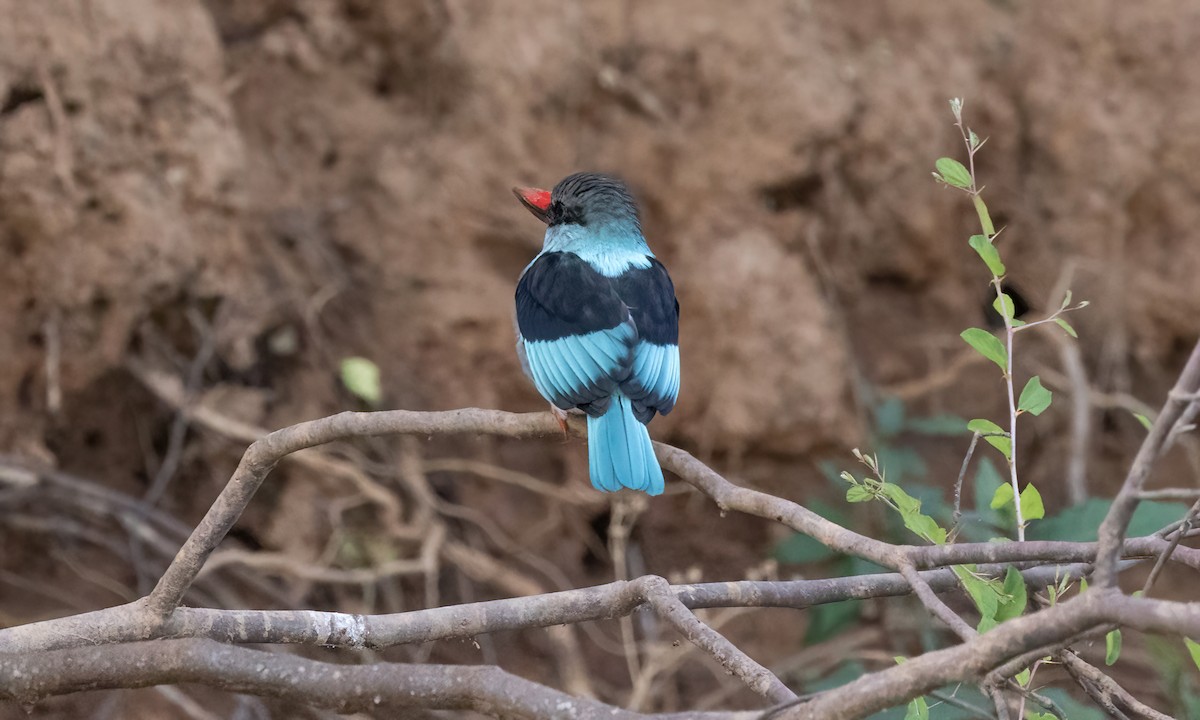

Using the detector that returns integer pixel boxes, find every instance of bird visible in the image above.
[511,172,680,495]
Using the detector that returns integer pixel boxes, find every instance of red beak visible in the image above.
[512,186,552,224]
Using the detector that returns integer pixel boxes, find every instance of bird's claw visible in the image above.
[550,405,570,439]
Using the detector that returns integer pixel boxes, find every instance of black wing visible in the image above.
[611,258,680,421]
[515,252,637,415]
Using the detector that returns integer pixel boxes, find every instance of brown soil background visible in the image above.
[3,1,1200,718]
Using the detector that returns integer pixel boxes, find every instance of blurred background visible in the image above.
[3,1,1200,718]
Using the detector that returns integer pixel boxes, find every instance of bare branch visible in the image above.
[1094,338,1200,587]
[130,401,1200,628]
[779,592,1200,719]
[1141,498,1200,595]
[0,638,750,720]
[146,409,567,615]
[6,394,1200,719]
[899,563,976,641]
[9,591,1191,719]
[0,564,1096,655]
[1058,650,1173,720]
[637,576,796,703]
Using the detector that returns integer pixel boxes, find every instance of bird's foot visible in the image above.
[550,405,570,438]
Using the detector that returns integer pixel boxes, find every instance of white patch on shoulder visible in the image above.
[579,248,653,277]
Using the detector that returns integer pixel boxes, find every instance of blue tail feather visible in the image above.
[586,392,665,495]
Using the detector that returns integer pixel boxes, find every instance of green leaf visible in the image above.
[1015,668,1031,687]
[995,566,1028,623]
[969,234,1006,276]
[991,482,1014,510]
[903,512,948,545]
[1185,637,1200,673]
[1020,484,1046,521]
[339,357,383,405]
[1133,412,1153,431]
[1018,376,1053,416]
[970,424,1013,461]
[904,695,929,720]
[880,483,922,516]
[1061,289,1073,310]
[1028,713,1056,720]
[993,293,1016,321]
[935,157,972,189]
[1106,628,1122,665]
[953,565,999,626]
[973,195,996,236]
[960,328,1007,370]
[1055,317,1078,338]
[970,459,1009,536]
[846,485,873,503]
[967,418,1004,435]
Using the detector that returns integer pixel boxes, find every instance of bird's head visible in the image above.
[512,172,641,233]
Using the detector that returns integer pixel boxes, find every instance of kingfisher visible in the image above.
[512,172,680,495]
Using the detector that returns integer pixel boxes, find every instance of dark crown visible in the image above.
[547,172,641,229]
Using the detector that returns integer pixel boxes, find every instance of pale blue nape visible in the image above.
[588,392,665,495]
[539,222,654,277]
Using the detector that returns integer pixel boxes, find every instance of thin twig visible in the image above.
[899,563,975,641]
[953,432,981,530]
[1093,338,1200,587]
[1058,650,1172,720]
[142,309,217,506]
[1140,498,1200,595]
[638,576,796,703]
